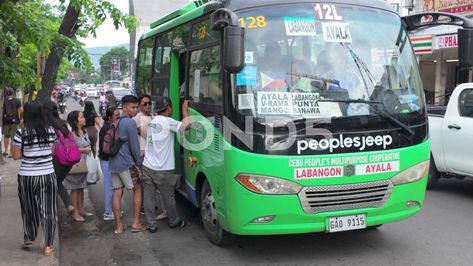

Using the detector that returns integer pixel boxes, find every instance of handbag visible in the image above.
[86,153,100,184]
[53,130,81,166]
[69,156,88,175]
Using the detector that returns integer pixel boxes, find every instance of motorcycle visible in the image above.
[79,96,86,107]
[58,101,67,114]
[99,101,108,117]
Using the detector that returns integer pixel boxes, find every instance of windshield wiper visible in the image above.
[319,99,415,136]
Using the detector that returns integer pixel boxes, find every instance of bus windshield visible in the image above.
[232,3,424,125]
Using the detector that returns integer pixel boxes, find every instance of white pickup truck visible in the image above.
[428,83,473,188]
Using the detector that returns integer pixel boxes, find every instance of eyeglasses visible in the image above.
[143,102,152,106]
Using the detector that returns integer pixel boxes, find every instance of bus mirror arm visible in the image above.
[211,8,239,30]
[211,8,245,73]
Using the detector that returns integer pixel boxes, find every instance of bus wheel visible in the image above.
[200,180,235,246]
[427,158,440,190]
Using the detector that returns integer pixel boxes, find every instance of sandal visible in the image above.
[22,240,33,248]
[114,225,127,234]
[170,220,189,229]
[43,246,54,256]
[131,225,148,233]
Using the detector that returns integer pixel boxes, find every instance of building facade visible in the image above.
[407,0,473,105]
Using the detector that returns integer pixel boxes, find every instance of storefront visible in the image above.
[409,0,473,105]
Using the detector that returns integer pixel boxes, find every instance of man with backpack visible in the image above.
[108,95,147,234]
[2,87,22,157]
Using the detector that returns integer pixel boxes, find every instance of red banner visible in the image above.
[423,0,473,16]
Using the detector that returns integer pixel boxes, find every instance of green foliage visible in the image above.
[0,0,56,89]
[1,0,136,94]
[99,47,130,80]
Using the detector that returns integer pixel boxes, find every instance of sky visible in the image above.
[79,0,130,47]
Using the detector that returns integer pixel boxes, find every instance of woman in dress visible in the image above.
[63,111,93,222]
[83,101,102,157]
[11,101,58,256]
[43,101,74,214]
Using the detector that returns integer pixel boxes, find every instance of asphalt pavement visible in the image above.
[3,97,472,265]
[56,97,473,266]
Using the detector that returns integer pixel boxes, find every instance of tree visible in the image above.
[37,0,136,103]
[99,47,130,81]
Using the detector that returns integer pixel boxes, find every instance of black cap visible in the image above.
[154,96,171,113]
[5,87,14,95]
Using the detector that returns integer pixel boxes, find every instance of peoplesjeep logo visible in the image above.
[296,134,393,154]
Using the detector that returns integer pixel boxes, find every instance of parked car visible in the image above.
[86,87,98,99]
[428,83,473,188]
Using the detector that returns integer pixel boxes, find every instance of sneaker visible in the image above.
[148,226,158,233]
[156,212,168,221]
[170,220,188,229]
[140,207,145,215]
[103,213,115,221]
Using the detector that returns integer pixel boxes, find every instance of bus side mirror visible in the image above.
[223,26,245,73]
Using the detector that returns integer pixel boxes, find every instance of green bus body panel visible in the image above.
[143,5,209,40]
[180,114,429,235]
[142,0,429,237]
[150,2,198,29]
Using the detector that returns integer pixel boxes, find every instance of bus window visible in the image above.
[192,19,219,46]
[136,38,154,96]
[172,23,190,51]
[152,33,172,97]
[188,46,222,106]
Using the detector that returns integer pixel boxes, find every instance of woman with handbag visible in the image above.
[63,111,94,222]
[10,101,58,256]
[43,101,75,214]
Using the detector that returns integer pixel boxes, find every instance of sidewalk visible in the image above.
[0,157,59,266]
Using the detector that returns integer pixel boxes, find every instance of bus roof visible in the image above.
[143,0,395,41]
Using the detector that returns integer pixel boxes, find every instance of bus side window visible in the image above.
[152,34,172,98]
[188,46,222,106]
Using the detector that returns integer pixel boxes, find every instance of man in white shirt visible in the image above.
[133,95,166,220]
[142,96,191,232]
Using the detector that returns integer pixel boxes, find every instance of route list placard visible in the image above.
[257,92,321,116]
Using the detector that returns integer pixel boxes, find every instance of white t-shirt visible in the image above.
[143,116,182,171]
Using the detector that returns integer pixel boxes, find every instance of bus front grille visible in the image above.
[298,180,393,214]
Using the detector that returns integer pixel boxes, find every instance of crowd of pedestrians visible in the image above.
[2,88,190,257]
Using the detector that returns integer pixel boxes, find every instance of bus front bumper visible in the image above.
[222,177,427,236]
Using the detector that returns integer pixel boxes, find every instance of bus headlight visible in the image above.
[236,174,302,195]
[391,160,430,185]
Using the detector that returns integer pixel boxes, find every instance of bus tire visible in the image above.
[427,157,440,190]
[200,180,235,246]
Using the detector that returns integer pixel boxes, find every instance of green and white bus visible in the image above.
[135,0,430,245]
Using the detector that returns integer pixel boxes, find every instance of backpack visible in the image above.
[102,119,125,157]
[53,130,81,166]
[3,99,18,124]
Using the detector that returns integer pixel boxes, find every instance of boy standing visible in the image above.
[142,96,190,233]
[109,95,147,233]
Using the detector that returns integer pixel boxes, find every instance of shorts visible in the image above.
[2,124,18,138]
[112,166,140,190]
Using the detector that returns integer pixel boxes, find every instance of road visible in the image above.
[59,98,473,266]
